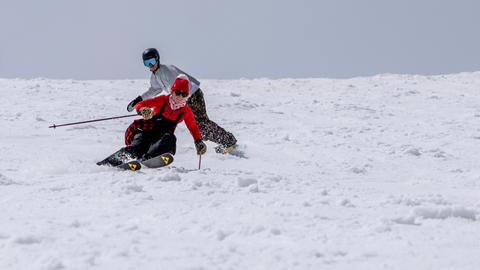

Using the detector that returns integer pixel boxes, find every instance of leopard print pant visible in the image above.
[187,89,237,147]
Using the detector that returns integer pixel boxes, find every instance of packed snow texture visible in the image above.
[1,73,480,269]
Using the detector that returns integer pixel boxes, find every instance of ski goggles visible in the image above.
[174,90,188,97]
[143,57,157,66]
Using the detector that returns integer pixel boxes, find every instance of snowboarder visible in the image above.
[126,48,237,154]
[97,74,206,167]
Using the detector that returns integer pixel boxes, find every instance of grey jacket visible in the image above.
[141,64,200,100]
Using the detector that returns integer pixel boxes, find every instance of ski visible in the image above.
[115,153,174,171]
[141,153,174,168]
[116,160,142,171]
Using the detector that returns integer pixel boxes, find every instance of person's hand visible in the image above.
[127,96,143,112]
[195,139,207,155]
[138,107,153,120]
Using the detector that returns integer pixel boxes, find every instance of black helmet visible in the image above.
[142,48,160,62]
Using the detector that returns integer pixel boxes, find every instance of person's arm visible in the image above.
[141,71,168,99]
[184,108,206,155]
[140,86,159,100]
[135,95,165,117]
[127,71,165,111]
[184,109,201,141]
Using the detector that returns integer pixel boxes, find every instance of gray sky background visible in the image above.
[1,0,480,80]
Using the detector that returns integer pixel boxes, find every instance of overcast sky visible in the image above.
[1,0,480,81]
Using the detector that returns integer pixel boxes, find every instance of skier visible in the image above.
[126,48,237,154]
[97,74,206,167]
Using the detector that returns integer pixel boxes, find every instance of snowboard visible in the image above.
[116,153,174,171]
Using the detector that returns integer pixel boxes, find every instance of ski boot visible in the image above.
[214,132,237,154]
[96,147,140,167]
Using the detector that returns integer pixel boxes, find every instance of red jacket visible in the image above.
[125,95,201,145]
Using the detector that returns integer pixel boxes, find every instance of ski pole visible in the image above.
[198,155,202,170]
[49,114,139,129]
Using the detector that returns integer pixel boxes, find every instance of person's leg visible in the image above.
[187,88,208,123]
[129,131,152,154]
[196,122,237,153]
[97,132,149,166]
[187,89,237,152]
[142,133,177,160]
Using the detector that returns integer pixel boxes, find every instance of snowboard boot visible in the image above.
[96,147,140,167]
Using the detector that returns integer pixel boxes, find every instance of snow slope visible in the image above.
[1,73,480,269]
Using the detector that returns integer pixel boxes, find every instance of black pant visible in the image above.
[129,131,177,158]
[97,131,176,167]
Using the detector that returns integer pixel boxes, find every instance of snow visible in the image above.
[1,73,480,269]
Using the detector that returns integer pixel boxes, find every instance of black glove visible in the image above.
[127,96,143,112]
[195,139,207,155]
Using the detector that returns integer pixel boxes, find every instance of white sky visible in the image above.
[1,0,480,80]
